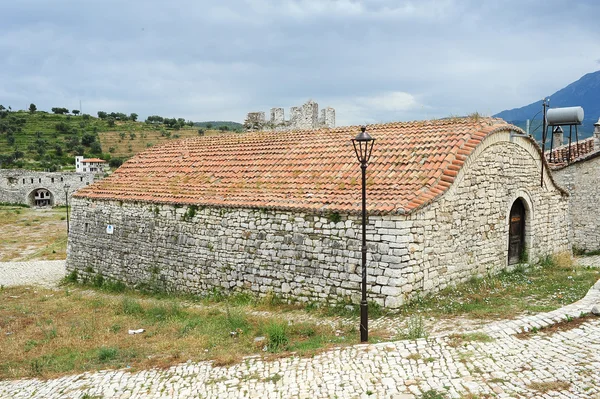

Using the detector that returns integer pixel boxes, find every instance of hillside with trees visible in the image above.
[0,105,241,171]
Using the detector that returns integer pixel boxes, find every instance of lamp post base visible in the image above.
[360,299,368,342]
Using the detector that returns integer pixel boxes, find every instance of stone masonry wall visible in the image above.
[0,169,96,206]
[552,155,600,252]
[66,133,569,308]
[403,132,570,294]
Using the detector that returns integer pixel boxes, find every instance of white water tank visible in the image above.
[546,106,584,126]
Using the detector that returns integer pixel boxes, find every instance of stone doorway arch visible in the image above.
[508,198,526,265]
[28,188,54,207]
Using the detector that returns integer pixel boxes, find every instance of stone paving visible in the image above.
[1,258,600,398]
[0,260,65,288]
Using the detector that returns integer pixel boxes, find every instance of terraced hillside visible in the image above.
[0,108,241,170]
[98,128,237,158]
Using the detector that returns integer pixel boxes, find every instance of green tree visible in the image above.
[109,158,124,168]
[81,133,96,146]
[51,107,69,115]
[29,103,37,113]
[97,111,108,119]
[72,109,80,115]
[107,117,115,127]
[129,113,138,121]
[90,141,102,154]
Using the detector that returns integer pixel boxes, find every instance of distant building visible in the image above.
[76,156,107,174]
[245,100,335,131]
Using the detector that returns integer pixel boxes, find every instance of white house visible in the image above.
[75,156,107,174]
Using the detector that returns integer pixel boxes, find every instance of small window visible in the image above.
[51,177,55,183]
[86,182,89,185]
[22,178,25,184]
[84,223,89,233]
[80,177,83,182]
[39,178,41,183]
[60,177,63,182]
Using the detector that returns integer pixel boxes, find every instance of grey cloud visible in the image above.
[1,0,599,124]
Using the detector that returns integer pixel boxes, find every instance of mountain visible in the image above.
[494,70,600,140]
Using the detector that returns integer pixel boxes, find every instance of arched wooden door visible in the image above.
[508,199,526,265]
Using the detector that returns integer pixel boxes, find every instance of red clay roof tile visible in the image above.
[74,117,517,215]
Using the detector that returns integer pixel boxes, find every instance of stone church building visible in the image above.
[66,117,569,308]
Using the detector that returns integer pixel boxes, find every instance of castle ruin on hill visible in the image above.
[244,100,335,131]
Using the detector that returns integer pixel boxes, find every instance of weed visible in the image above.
[420,390,448,399]
[448,332,494,347]
[263,373,282,384]
[97,347,119,362]
[109,324,122,334]
[265,322,289,352]
[182,205,198,222]
[226,308,250,333]
[64,270,78,283]
[121,297,144,315]
[327,212,342,224]
[527,381,571,393]
[403,314,427,340]
[24,340,39,352]
[368,300,384,318]
[565,314,574,322]
[92,274,105,288]
[260,291,284,308]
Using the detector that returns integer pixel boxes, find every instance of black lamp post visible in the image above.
[64,184,70,234]
[351,126,375,342]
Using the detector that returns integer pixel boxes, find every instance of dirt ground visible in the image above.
[0,206,67,261]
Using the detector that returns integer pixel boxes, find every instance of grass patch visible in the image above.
[0,285,357,379]
[402,253,600,319]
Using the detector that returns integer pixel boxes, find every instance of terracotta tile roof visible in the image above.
[546,138,599,169]
[74,117,519,215]
[82,158,107,163]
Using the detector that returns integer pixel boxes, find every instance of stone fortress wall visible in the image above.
[245,100,335,131]
[66,132,569,308]
[0,169,96,206]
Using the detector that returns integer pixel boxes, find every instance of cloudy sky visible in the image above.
[1,0,599,126]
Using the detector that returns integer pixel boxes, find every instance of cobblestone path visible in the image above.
[1,258,599,398]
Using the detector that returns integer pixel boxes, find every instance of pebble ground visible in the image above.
[1,257,599,398]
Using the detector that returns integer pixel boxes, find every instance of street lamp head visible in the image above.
[354,126,374,143]
[352,126,375,164]
[64,184,70,192]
